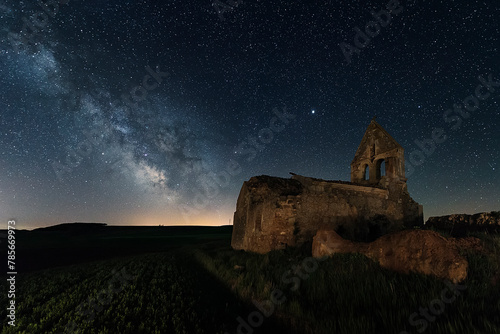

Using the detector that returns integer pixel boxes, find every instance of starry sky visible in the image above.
[0,0,498,229]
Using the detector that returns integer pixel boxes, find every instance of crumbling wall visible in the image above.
[231,176,302,252]
[232,174,423,253]
[350,120,406,186]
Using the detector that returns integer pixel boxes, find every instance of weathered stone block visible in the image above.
[312,229,468,283]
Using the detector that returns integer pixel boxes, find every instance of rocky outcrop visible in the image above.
[426,212,500,235]
[312,229,468,283]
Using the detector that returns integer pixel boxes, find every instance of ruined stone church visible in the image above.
[231,119,423,253]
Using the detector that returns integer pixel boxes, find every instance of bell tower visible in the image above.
[350,119,406,188]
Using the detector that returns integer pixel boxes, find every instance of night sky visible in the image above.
[1,0,498,229]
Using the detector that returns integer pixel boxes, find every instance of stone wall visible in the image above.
[350,120,406,186]
[231,174,423,253]
[231,176,302,252]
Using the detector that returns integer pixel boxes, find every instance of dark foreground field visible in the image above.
[0,224,499,334]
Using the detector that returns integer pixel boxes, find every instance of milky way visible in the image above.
[0,0,499,228]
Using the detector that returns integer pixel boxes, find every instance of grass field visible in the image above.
[0,225,499,333]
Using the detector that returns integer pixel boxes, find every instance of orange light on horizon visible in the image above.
[113,208,234,227]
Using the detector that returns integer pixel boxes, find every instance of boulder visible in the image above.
[312,229,468,283]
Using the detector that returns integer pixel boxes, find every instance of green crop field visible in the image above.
[1,225,499,334]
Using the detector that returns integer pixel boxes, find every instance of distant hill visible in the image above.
[33,222,108,232]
